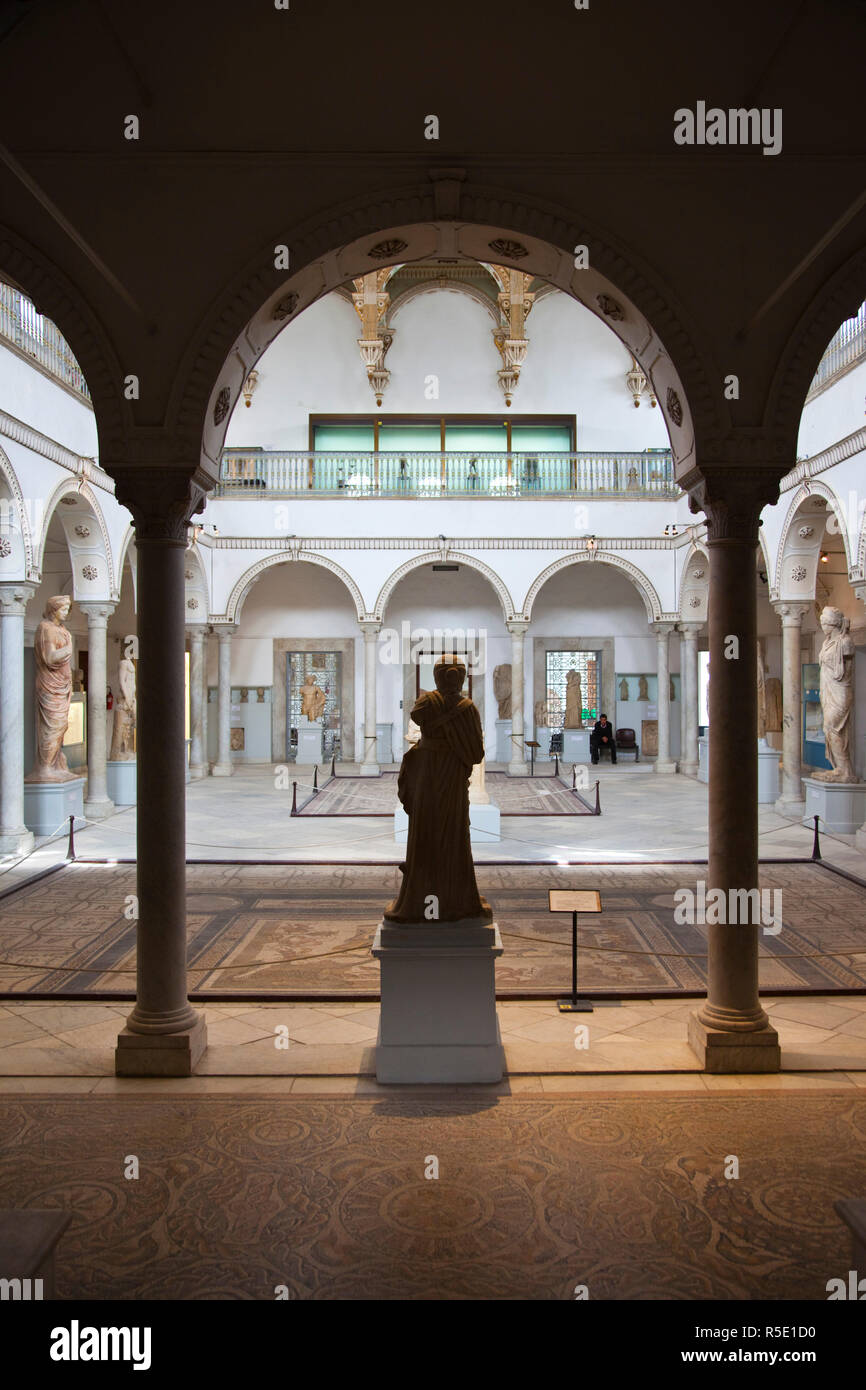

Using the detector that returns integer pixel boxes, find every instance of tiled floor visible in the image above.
[0,995,864,1090]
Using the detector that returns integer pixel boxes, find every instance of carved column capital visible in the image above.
[0,581,37,618]
[506,617,530,637]
[112,466,209,544]
[78,600,116,627]
[773,601,811,625]
[359,619,382,639]
[686,464,780,545]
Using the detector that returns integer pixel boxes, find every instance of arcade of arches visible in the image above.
[0,0,865,1307]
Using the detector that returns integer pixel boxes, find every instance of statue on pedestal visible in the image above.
[300,673,326,722]
[492,664,512,719]
[25,595,77,783]
[815,606,856,782]
[385,654,492,924]
[619,677,629,701]
[563,668,582,727]
[638,675,649,700]
[109,653,137,760]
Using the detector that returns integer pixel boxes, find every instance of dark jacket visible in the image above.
[590,720,616,745]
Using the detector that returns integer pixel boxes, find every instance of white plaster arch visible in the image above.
[0,444,34,578]
[374,551,516,624]
[115,524,137,597]
[38,478,116,600]
[679,543,710,622]
[387,279,500,329]
[182,542,210,620]
[226,550,366,624]
[773,482,851,601]
[523,551,662,623]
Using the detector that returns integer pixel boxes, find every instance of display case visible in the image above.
[802,662,832,771]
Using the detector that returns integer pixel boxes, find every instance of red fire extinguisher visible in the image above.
[106,687,114,711]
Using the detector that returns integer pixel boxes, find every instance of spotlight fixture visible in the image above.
[663,524,680,537]
[585,536,598,551]
[820,551,829,563]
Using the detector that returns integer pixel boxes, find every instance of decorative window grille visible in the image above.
[286,651,341,761]
[544,650,600,728]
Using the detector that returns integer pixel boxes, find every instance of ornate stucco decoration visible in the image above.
[213,387,231,425]
[791,564,807,582]
[490,264,534,405]
[82,564,98,581]
[368,238,407,260]
[798,524,815,538]
[666,387,684,427]
[352,270,394,405]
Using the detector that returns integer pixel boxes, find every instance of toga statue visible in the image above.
[492,664,512,719]
[756,639,768,741]
[638,675,649,700]
[300,673,326,722]
[765,677,783,733]
[619,677,629,701]
[109,653,137,760]
[815,606,855,782]
[564,668,582,727]
[385,654,492,924]
[26,595,77,782]
[534,698,547,727]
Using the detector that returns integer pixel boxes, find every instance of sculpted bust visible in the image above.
[815,605,856,782]
[26,595,77,782]
[300,673,326,722]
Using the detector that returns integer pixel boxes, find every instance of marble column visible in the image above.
[854,586,866,851]
[359,620,380,775]
[211,627,234,777]
[688,490,779,1073]
[679,622,702,777]
[80,601,116,819]
[679,634,688,771]
[773,601,810,816]
[201,630,210,771]
[653,621,677,773]
[187,625,206,779]
[114,494,206,1076]
[507,619,529,776]
[0,581,37,855]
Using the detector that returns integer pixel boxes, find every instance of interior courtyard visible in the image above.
[0,0,865,1329]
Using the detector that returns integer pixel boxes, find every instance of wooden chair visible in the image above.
[616,727,639,761]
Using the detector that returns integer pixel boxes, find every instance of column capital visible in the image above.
[686,466,778,544]
[78,600,117,625]
[652,620,677,637]
[215,625,236,643]
[0,580,37,617]
[773,600,811,624]
[112,466,209,544]
[506,617,530,636]
[678,621,704,639]
[359,619,381,638]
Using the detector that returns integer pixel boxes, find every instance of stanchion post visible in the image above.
[594,779,601,814]
[66,814,76,861]
[313,765,319,792]
[330,753,336,778]
[554,754,559,779]
[811,813,822,861]
[290,782,298,816]
[572,764,576,790]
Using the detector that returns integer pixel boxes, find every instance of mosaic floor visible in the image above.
[297,770,594,816]
[1,860,865,997]
[1,1093,863,1300]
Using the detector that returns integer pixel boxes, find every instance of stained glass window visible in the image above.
[543,650,600,728]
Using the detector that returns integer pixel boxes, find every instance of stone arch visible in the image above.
[387,278,500,329]
[172,185,719,482]
[225,550,366,624]
[115,525,137,598]
[679,543,710,622]
[0,443,35,577]
[374,551,516,625]
[773,482,852,601]
[182,544,210,620]
[523,552,663,623]
[0,223,125,460]
[766,244,866,456]
[38,479,115,600]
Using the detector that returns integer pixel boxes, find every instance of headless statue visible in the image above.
[109,654,137,760]
[815,605,856,782]
[26,595,77,782]
[385,654,492,924]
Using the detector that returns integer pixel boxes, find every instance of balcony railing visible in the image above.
[216,449,679,498]
[808,300,866,395]
[0,280,91,400]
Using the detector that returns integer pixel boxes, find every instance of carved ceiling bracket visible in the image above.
[352,270,394,405]
[489,264,534,406]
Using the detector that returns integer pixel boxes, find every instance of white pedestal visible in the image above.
[23,777,86,836]
[371,918,504,1083]
[494,719,511,764]
[757,739,781,804]
[563,729,590,764]
[394,801,501,843]
[802,778,866,835]
[376,722,393,764]
[698,736,709,784]
[106,759,137,806]
[296,724,323,763]
[534,726,553,761]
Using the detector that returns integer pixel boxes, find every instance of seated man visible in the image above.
[590,714,617,764]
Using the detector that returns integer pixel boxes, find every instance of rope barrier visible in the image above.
[0,811,88,877]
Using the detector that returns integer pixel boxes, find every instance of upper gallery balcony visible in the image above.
[215,449,680,499]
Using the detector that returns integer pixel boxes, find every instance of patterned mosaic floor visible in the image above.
[0,1093,863,1300]
[297,771,593,816]
[1,861,864,997]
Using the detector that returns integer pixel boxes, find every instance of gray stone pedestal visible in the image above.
[757,739,781,803]
[563,728,590,763]
[115,1014,207,1077]
[106,759,137,807]
[23,777,86,836]
[296,720,323,764]
[371,918,504,1083]
[494,719,511,763]
[688,1012,781,1073]
[802,778,866,835]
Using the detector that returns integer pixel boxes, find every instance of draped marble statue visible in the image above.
[638,675,649,700]
[385,654,492,924]
[563,668,582,727]
[756,639,768,740]
[815,605,856,782]
[109,653,137,760]
[492,664,512,719]
[300,673,326,721]
[25,595,77,782]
